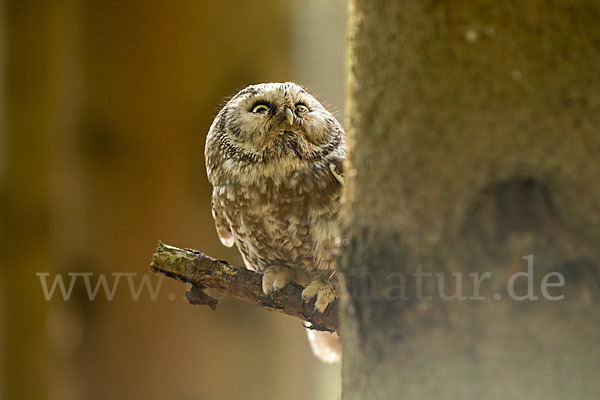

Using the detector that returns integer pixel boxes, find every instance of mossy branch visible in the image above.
[150,241,339,332]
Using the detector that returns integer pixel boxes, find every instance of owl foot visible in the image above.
[262,266,295,302]
[302,279,336,315]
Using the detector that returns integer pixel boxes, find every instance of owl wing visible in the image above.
[328,157,344,186]
[211,194,235,247]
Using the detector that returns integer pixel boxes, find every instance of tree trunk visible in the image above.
[341,1,600,399]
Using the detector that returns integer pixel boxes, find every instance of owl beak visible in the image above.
[284,107,294,126]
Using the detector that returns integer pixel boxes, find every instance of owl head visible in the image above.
[206,82,344,182]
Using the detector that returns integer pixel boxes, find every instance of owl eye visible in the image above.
[251,103,270,114]
[295,103,309,113]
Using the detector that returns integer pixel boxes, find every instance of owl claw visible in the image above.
[262,266,295,303]
[302,280,336,314]
[309,306,320,321]
[272,287,280,303]
[301,300,310,318]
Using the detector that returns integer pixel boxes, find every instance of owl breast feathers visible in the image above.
[204,82,344,362]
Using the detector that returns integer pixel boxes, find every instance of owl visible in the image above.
[205,82,344,362]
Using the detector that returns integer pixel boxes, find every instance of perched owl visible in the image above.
[205,82,344,362]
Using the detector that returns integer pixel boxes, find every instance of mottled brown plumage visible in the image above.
[205,82,344,362]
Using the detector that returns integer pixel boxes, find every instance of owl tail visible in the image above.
[306,329,341,363]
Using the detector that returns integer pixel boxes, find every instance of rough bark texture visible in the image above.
[341,1,600,399]
[150,242,339,332]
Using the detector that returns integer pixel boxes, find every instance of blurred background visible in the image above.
[0,1,346,399]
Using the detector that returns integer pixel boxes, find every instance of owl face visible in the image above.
[212,82,342,164]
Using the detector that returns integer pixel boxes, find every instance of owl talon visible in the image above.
[302,279,336,314]
[309,306,320,321]
[262,266,295,302]
[301,300,310,318]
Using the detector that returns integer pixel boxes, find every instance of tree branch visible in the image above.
[150,241,339,332]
